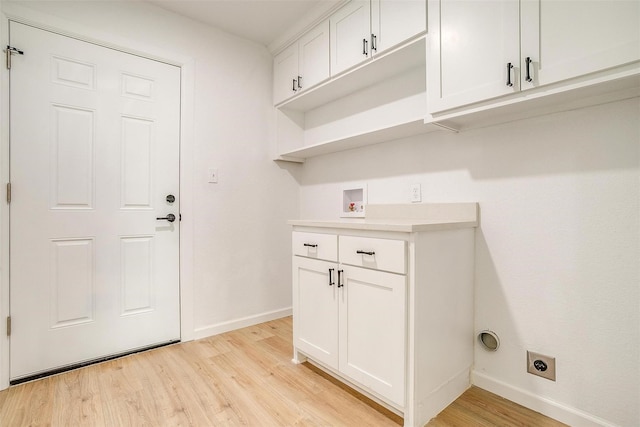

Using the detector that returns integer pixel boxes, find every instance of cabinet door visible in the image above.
[371,0,426,55]
[298,20,330,92]
[330,0,372,76]
[338,266,406,406]
[520,0,640,89]
[273,42,299,105]
[293,257,339,369]
[427,0,520,113]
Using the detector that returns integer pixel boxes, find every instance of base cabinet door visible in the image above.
[293,256,339,369]
[338,265,406,407]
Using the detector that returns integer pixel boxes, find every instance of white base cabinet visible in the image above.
[291,212,477,426]
[339,264,406,407]
[293,256,339,368]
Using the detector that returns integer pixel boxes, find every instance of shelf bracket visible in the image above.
[430,121,460,133]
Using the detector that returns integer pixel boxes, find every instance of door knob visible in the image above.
[156,213,176,223]
[166,194,175,203]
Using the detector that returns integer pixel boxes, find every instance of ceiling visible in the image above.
[147,0,331,48]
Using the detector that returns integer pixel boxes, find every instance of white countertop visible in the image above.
[289,203,479,233]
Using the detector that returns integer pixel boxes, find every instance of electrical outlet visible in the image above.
[208,168,218,183]
[527,351,556,381]
[410,183,421,203]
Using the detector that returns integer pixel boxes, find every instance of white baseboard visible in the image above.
[193,307,292,340]
[472,371,619,427]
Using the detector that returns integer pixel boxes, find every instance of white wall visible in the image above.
[0,0,300,377]
[297,98,639,427]
[0,2,637,426]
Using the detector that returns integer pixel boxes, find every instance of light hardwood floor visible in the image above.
[0,316,566,426]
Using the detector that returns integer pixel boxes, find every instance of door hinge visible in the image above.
[6,316,11,337]
[6,182,11,204]
[5,46,24,70]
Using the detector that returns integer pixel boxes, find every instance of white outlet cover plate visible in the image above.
[410,183,421,203]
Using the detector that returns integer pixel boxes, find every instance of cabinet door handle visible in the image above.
[297,75,302,89]
[337,269,344,288]
[292,78,297,92]
[303,243,317,248]
[506,62,514,87]
[371,34,377,52]
[329,268,335,286]
[362,38,368,56]
[356,250,375,256]
[525,57,533,83]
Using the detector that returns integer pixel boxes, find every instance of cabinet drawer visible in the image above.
[339,236,406,274]
[293,232,338,261]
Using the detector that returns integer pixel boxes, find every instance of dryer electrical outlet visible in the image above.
[527,351,556,381]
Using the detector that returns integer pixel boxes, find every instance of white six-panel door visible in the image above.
[9,22,181,380]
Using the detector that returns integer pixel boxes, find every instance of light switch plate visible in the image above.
[208,168,218,183]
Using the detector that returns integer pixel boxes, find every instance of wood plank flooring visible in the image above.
[0,316,566,426]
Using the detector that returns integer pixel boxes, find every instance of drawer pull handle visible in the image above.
[328,268,335,286]
[303,243,318,248]
[356,250,375,256]
[337,270,344,288]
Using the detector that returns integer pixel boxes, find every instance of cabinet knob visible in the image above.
[297,75,302,89]
[371,34,377,52]
[362,38,368,56]
[337,269,344,288]
[329,268,335,286]
[303,243,318,248]
[292,78,297,92]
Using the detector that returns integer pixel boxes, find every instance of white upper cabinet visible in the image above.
[273,43,299,105]
[298,21,331,94]
[331,0,427,77]
[371,0,427,55]
[330,0,372,76]
[520,0,640,88]
[273,20,330,105]
[428,0,640,114]
[427,0,520,113]
[273,0,428,160]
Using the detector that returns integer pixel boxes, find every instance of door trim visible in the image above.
[0,2,196,390]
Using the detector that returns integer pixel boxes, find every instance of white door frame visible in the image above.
[0,2,196,390]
